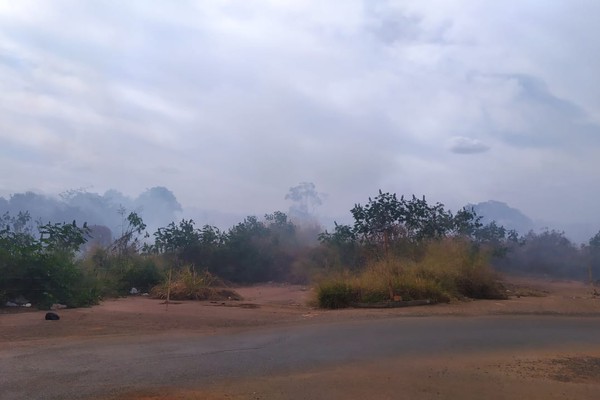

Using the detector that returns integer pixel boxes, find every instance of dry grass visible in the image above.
[150,266,242,301]
[317,238,506,308]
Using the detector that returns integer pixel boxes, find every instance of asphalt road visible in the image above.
[2,316,600,399]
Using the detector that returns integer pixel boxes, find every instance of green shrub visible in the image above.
[79,249,165,297]
[358,289,388,303]
[120,258,162,293]
[317,281,357,309]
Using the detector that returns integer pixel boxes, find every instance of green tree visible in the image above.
[403,195,453,241]
[152,219,201,255]
[0,212,96,308]
[351,190,405,256]
[350,191,475,255]
[451,207,482,237]
[39,220,90,255]
[473,221,512,258]
[318,222,362,270]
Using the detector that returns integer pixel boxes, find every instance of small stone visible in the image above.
[45,312,60,321]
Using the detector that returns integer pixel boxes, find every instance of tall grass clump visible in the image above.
[418,239,506,300]
[317,276,358,309]
[151,265,241,301]
[316,238,506,309]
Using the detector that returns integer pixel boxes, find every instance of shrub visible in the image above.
[150,266,240,301]
[315,238,506,308]
[317,280,357,309]
[120,258,162,293]
[358,288,389,303]
[393,276,451,303]
[79,249,164,297]
[454,269,507,299]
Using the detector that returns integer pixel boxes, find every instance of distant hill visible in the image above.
[466,200,535,234]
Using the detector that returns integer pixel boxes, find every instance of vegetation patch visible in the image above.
[6,187,598,311]
[317,239,506,309]
[317,280,358,309]
[150,266,242,301]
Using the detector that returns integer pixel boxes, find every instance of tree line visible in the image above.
[2,190,600,309]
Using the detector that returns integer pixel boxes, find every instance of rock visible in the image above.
[45,312,60,321]
[51,303,67,310]
[23,303,32,308]
[130,287,139,295]
[5,301,18,307]
[14,295,29,305]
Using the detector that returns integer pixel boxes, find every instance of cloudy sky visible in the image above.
[1,0,599,228]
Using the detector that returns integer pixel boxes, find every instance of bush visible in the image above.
[393,277,451,303]
[315,238,506,308]
[417,238,507,300]
[79,249,164,297]
[317,280,357,309]
[349,257,452,304]
[455,270,507,299]
[150,266,240,301]
[120,258,162,293]
[359,288,389,303]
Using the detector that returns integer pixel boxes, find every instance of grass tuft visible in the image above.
[151,266,241,301]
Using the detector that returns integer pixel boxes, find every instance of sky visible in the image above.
[1,0,599,230]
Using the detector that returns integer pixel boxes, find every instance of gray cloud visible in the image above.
[449,137,490,154]
[1,0,600,231]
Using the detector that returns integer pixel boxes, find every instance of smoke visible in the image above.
[0,186,182,239]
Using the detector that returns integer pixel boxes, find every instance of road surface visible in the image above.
[2,315,600,399]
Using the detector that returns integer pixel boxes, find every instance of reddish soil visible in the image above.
[2,277,600,399]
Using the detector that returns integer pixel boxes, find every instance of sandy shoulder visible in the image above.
[1,278,599,346]
[3,278,600,400]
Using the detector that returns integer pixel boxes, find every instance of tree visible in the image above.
[39,220,90,255]
[351,190,406,256]
[219,216,269,282]
[403,195,454,241]
[146,220,227,282]
[318,222,362,270]
[1,214,34,304]
[0,212,95,308]
[134,186,182,229]
[473,221,509,257]
[350,191,474,255]
[265,211,296,242]
[495,230,584,278]
[452,207,482,237]
[285,182,323,220]
[152,219,201,256]
[112,210,147,257]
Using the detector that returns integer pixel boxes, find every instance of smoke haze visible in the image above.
[1,2,600,239]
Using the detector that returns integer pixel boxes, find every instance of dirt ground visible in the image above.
[2,276,600,399]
